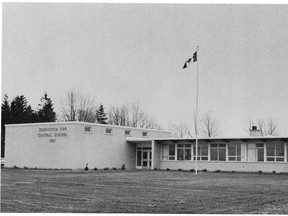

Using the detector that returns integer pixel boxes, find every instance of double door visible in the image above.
[137,147,152,169]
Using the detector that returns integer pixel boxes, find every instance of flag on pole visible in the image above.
[183,51,197,69]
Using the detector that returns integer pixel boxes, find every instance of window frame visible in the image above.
[210,143,227,161]
[177,144,191,161]
[105,128,113,135]
[266,142,285,162]
[193,143,209,161]
[228,143,242,161]
[84,126,92,133]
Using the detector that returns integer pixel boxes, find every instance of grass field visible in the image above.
[1,168,288,213]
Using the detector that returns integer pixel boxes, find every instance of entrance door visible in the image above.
[142,150,152,169]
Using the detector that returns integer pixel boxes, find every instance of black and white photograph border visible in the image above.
[1,0,288,214]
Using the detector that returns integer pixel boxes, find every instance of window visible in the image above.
[177,144,191,160]
[228,143,242,161]
[266,142,284,162]
[193,143,208,161]
[105,128,112,135]
[256,143,264,162]
[125,130,131,136]
[161,143,175,161]
[142,131,148,137]
[84,126,91,133]
[210,144,226,161]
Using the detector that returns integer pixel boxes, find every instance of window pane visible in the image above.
[169,144,175,156]
[257,148,264,161]
[211,144,217,148]
[237,157,242,161]
[177,149,184,160]
[143,151,148,159]
[266,145,275,156]
[201,157,208,160]
[169,156,175,160]
[228,145,236,156]
[185,144,191,148]
[210,149,218,161]
[237,144,241,156]
[202,145,208,156]
[256,143,264,148]
[229,157,236,161]
[276,158,284,162]
[267,157,275,162]
[185,148,191,160]
[178,144,184,148]
[137,151,141,166]
[276,143,284,156]
[219,144,226,148]
[219,149,226,161]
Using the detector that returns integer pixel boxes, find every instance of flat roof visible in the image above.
[5,121,171,133]
[126,136,288,143]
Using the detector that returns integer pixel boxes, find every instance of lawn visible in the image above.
[1,168,288,213]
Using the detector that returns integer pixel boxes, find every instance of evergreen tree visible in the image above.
[96,104,108,124]
[1,94,11,158]
[37,92,56,122]
[10,95,36,123]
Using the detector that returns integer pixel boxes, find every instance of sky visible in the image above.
[2,3,288,137]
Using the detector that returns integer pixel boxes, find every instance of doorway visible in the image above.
[136,147,152,169]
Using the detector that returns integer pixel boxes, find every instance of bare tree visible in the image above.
[108,102,163,129]
[257,118,278,136]
[169,122,193,138]
[200,111,219,137]
[61,90,78,121]
[78,96,97,123]
[61,90,97,122]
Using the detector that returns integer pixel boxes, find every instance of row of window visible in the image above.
[84,126,148,137]
[162,142,287,162]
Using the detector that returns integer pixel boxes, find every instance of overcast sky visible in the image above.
[2,3,288,137]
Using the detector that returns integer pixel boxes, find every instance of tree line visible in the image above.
[1,90,279,157]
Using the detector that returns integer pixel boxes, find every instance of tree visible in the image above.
[200,111,219,137]
[257,118,278,136]
[169,122,193,138]
[107,102,163,129]
[1,94,11,158]
[61,91,78,121]
[78,96,97,123]
[37,92,56,122]
[96,104,108,124]
[10,95,36,123]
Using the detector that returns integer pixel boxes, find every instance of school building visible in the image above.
[4,122,288,173]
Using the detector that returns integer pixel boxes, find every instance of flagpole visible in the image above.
[195,46,199,175]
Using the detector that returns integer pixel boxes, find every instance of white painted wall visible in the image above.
[5,122,171,169]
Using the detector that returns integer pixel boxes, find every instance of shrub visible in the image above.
[202,169,207,172]
[24,166,28,169]
[13,165,19,169]
[84,163,89,171]
[34,167,37,170]
[166,168,170,171]
[112,167,117,170]
[93,167,98,171]
[177,168,182,171]
[153,168,157,170]
[121,164,126,170]
[258,170,262,174]
[215,169,220,173]
[272,171,276,174]
[103,167,109,170]
[190,169,195,172]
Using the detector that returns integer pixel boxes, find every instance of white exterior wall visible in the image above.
[158,139,288,173]
[159,161,288,173]
[5,122,170,169]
